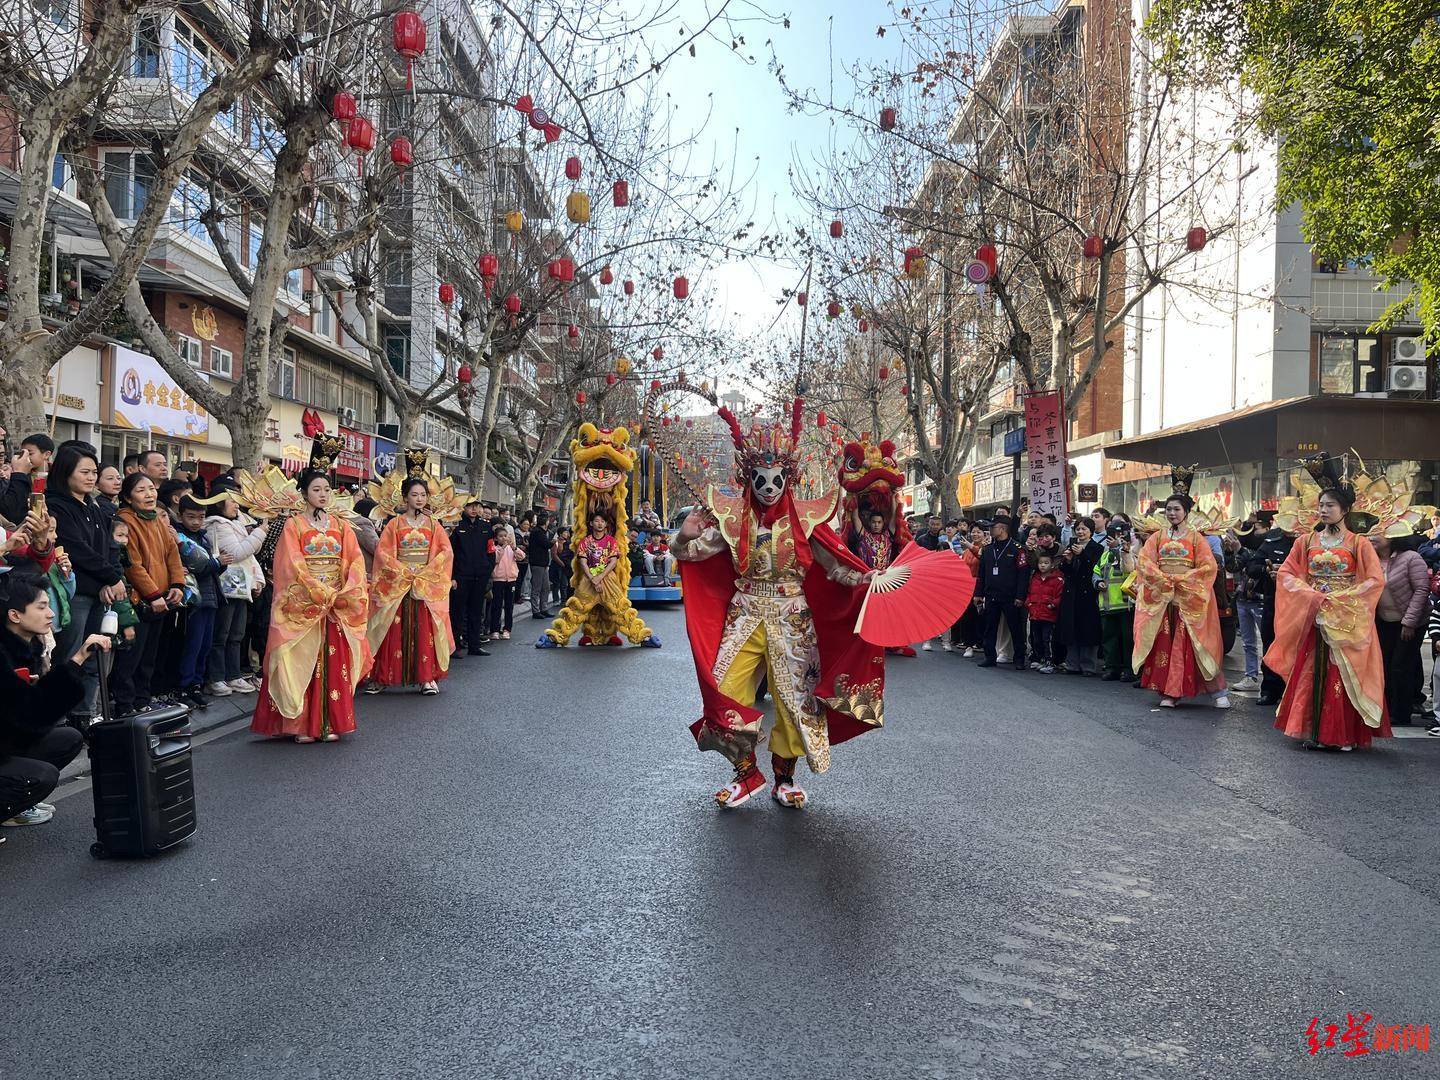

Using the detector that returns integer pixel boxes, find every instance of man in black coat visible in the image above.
[1241,522,1295,706]
[450,501,494,656]
[526,512,555,619]
[977,516,1030,670]
[0,575,111,833]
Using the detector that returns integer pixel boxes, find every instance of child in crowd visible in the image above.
[1025,552,1064,673]
[174,497,228,708]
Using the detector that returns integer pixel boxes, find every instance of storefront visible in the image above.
[101,345,221,472]
[42,345,104,448]
[263,402,337,470]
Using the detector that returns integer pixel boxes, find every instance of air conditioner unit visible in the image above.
[1387,364,1427,393]
[1393,336,1426,365]
[337,407,357,427]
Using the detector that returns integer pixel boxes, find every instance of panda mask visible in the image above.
[751,466,787,507]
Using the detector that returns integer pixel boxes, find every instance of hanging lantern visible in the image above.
[976,243,998,276]
[1186,226,1208,251]
[902,246,926,279]
[345,115,375,175]
[829,220,843,239]
[599,265,614,285]
[515,94,534,114]
[331,91,357,126]
[623,279,635,296]
[612,180,629,207]
[575,390,587,405]
[565,156,582,182]
[566,191,590,224]
[672,276,689,299]
[438,282,455,306]
[504,292,521,315]
[649,378,662,391]
[389,137,413,168]
[477,253,498,279]
[547,258,575,282]
[900,383,910,396]
[826,300,841,320]
[616,355,632,375]
[878,365,890,380]
[457,363,473,384]
[1082,234,1103,259]
[796,291,808,307]
[605,372,617,386]
[543,122,561,143]
[392,10,427,91]
[880,106,897,131]
[858,318,870,333]
[651,345,664,361]
[505,210,524,233]
[567,324,580,346]
[816,409,827,428]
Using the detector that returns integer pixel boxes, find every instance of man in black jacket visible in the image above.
[526,512,554,619]
[1241,523,1295,706]
[977,516,1030,670]
[0,575,111,833]
[450,501,494,655]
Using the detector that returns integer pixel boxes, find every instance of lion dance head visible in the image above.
[840,437,911,543]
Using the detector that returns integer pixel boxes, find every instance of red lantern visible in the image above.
[477,253,498,278]
[976,243,998,276]
[902,246,925,277]
[392,11,427,91]
[826,300,841,319]
[623,279,635,296]
[345,116,375,175]
[651,346,664,361]
[599,266,614,285]
[878,365,890,381]
[650,379,662,391]
[504,292,521,315]
[612,180,629,207]
[816,409,827,428]
[673,276,689,299]
[880,106,897,131]
[542,122,561,143]
[331,91,357,125]
[858,318,869,333]
[829,220,843,239]
[438,282,455,306]
[457,364,473,384]
[515,95,534,114]
[389,137,413,168]
[1082,234,1103,259]
[796,291,808,307]
[576,390,587,405]
[900,384,910,396]
[547,258,575,282]
[1186,226,1208,251]
[565,156,582,181]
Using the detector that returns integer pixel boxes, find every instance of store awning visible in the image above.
[1105,395,1440,467]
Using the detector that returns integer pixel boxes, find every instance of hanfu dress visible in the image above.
[367,514,455,686]
[1266,528,1389,747]
[251,515,372,739]
[1131,524,1226,699]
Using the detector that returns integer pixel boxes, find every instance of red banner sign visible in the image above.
[1023,390,1069,518]
[337,428,371,478]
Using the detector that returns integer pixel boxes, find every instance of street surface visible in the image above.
[3,605,1439,1079]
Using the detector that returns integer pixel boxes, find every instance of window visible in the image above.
[312,196,336,231]
[279,347,297,399]
[50,154,70,193]
[247,221,263,268]
[176,334,202,368]
[382,249,411,288]
[132,16,162,78]
[313,295,336,339]
[1318,333,1387,394]
[384,330,411,379]
[169,173,211,245]
[103,151,156,219]
[209,345,233,378]
[341,382,376,427]
[286,267,303,297]
[173,19,217,98]
[43,0,73,30]
[297,361,339,411]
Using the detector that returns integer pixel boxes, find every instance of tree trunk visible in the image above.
[466,347,507,495]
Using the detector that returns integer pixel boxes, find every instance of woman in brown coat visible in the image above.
[111,473,185,716]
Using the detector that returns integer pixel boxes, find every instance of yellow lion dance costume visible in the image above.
[538,423,658,648]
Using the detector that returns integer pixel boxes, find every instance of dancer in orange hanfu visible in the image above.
[1266,453,1390,751]
[1131,465,1230,710]
[251,437,373,743]
[366,463,455,696]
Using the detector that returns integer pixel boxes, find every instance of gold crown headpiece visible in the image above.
[308,434,344,475]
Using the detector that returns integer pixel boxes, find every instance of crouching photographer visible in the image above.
[0,573,111,841]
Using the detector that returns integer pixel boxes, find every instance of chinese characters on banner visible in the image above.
[337,428,372,478]
[1023,390,1068,517]
[110,345,210,443]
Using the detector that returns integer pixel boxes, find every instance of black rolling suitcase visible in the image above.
[87,651,198,859]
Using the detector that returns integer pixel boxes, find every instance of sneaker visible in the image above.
[1426,725,1440,737]
[997,654,1012,664]
[205,681,234,697]
[34,801,55,813]
[2,806,55,827]
[921,642,933,652]
[183,688,208,709]
[1039,664,1056,674]
[227,679,257,694]
[715,764,767,809]
[361,680,383,695]
[244,675,264,691]
[420,681,439,695]
[1158,697,1177,708]
[1232,676,1260,692]
[1213,694,1232,709]
[941,642,952,652]
[962,647,976,658]
[1029,661,1041,670]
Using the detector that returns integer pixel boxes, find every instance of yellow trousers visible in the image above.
[716,620,806,761]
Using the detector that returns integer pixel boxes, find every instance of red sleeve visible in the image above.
[12,544,55,573]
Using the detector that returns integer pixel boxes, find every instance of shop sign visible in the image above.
[955,471,975,507]
[110,346,210,443]
[1077,483,1099,502]
[372,436,399,476]
[1003,427,1026,456]
[1023,390,1068,517]
[337,428,371,478]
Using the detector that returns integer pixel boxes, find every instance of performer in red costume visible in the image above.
[839,436,916,657]
[670,398,885,810]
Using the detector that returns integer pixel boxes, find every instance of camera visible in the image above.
[1106,521,1131,540]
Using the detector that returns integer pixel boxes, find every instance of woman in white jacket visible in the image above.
[203,487,271,695]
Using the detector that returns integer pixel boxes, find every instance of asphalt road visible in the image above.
[3,605,1439,1079]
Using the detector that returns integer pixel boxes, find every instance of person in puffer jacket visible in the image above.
[203,483,271,698]
[174,496,228,709]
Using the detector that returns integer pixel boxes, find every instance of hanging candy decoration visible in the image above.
[331,91,357,129]
[612,180,629,207]
[527,105,550,131]
[565,156,582,181]
[1186,226,1208,251]
[829,220,843,239]
[345,116,376,176]
[599,265,614,285]
[543,122,562,143]
[515,94,534,114]
[392,10,427,92]
[566,191,591,224]
[389,137,413,168]
[880,106,897,131]
[1082,234,1103,259]
[505,210,524,233]
[672,276,689,299]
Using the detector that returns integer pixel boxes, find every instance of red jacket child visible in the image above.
[1025,568,1064,622]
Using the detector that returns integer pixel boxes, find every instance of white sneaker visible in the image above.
[205,681,233,697]
[921,642,933,652]
[34,801,55,813]
[1213,694,1232,709]
[3,806,55,827]
[1232,676,1260,692]
[226,679,257,694]
[941,642,952,652]
[421,681,439,695]
[963,647,975,658]
[997,654,1012,664]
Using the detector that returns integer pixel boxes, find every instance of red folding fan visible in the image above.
[855,542,977,647]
